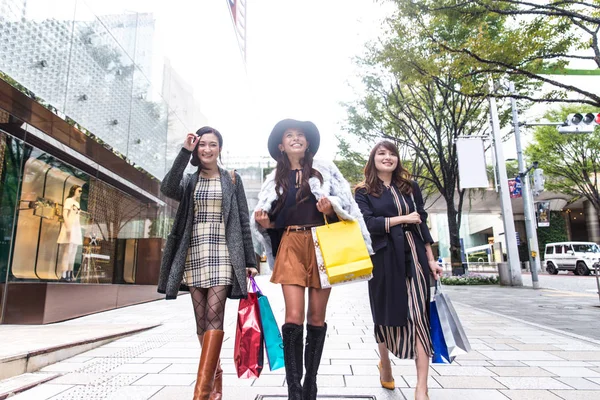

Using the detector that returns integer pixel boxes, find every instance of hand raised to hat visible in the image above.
[183,133,197,151]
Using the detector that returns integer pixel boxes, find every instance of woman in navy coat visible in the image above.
[355,140,442,400]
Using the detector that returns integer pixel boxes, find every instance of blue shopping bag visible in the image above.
[250,277,285,371]
[430,298,452,364]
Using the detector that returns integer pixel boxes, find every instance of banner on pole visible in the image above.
[456,138,488,189]
[508,176,522,198]
[536,201,550,227]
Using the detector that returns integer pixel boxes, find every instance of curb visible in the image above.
[0,324,159,382]
[455,301,600,347]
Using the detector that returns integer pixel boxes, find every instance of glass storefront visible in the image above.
[0,123,169,322]
[0,115,25,322]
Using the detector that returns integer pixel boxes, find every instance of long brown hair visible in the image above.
[356,140,412,197]
[271,147,323,217]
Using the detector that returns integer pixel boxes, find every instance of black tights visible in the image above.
[190,285,229,336]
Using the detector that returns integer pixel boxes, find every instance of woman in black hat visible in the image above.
[158,127,258,400]
[252,119,372,400]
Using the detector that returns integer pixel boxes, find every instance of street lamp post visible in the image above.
[488,77,523,286]
[509,82,541,289]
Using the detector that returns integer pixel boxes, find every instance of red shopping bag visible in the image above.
[234,285,264,378]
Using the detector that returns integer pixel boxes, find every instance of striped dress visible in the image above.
[183,176,233,288]
[374,186,433,359]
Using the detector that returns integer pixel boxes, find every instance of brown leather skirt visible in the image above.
[270,230,321,288]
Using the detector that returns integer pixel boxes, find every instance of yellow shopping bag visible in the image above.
[313,217,373,285]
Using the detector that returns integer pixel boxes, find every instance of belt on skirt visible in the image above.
[285,225,318,233]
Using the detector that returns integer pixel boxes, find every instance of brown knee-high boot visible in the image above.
[209,361,223,400]
[197,334,222,400]
[193,330,224,400]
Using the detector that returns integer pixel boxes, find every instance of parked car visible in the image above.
[544,242,600,276]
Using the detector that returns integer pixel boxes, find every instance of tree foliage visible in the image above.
[345,5,498,268]
[392,0,600,106]
[525,105,600,212]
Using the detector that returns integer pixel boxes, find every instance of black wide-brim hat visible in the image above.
[268,119,321,160]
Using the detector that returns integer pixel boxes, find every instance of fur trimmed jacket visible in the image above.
[251,159,373,263]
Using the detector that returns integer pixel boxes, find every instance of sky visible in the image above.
[20,0,599,168]
[244,0,392,160]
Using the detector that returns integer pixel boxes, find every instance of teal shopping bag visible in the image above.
[250,277,285,371]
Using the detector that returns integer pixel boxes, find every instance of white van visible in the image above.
[544,242,600,275]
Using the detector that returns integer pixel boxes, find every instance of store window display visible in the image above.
[11,153,88,281]
[57,185,83,282]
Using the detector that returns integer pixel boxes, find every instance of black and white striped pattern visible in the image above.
[375,186,433,359]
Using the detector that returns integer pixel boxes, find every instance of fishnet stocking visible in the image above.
[190,286,229,335]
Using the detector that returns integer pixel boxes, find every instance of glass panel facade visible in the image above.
[0,124,25,322]
[1,127,166,287]
[0,0,249,181]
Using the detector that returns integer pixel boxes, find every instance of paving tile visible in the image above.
[548,352,600,361]
[159,363,198,374]
[433,376,506,389]
[350,364,378,375]
[104,386,163,400]
[509,344,562,351]
[401,388,509,399]
[454,351,489,361]
[403,375,442,388]
[494,377,573,390]
[322,349,378,359]
[316,375,345,387]
[556,377,600,390]
[138,348,200,358]
[110,363,170,373]
[524,361,594,367]
[550,391,600,400]
[344,374,408,388]
[146,358,198,364]
[40,362,90,373]
[481,351,563,361]
[541,367,600,378]
[132,373,195,386]
[489,361,528,367]
[50,372,116,385]
[486,367,555,377]
[314,364,352,375]
[251,374,284,387]
[455,360,493,366]
[431,366,494,376]
[499,389,562,399]
[7,384,74,400]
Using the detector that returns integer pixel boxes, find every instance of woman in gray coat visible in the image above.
[158,127,258,400]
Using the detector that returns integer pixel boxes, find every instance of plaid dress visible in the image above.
[183,177,233,287]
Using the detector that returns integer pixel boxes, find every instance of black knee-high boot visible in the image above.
[303,323,327,400]
[282,323,303,400]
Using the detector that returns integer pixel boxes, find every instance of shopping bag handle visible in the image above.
[249,276,262,295]
[434,279,443,294]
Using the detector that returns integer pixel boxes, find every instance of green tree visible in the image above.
[345,6,497,273]
[525,105,600,212]
[334,137,367,187]
[393,0,600,106]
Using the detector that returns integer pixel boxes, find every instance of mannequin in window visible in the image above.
[57,185,83,282]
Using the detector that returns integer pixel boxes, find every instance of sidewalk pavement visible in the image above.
[3,275,600,400]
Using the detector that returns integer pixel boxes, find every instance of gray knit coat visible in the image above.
[157,148,256,300]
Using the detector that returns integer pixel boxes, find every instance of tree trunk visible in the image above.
[446,204,465,276]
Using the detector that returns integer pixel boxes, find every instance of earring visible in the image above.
[280,150,284,154]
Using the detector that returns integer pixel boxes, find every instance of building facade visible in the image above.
[0,0,248,324]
